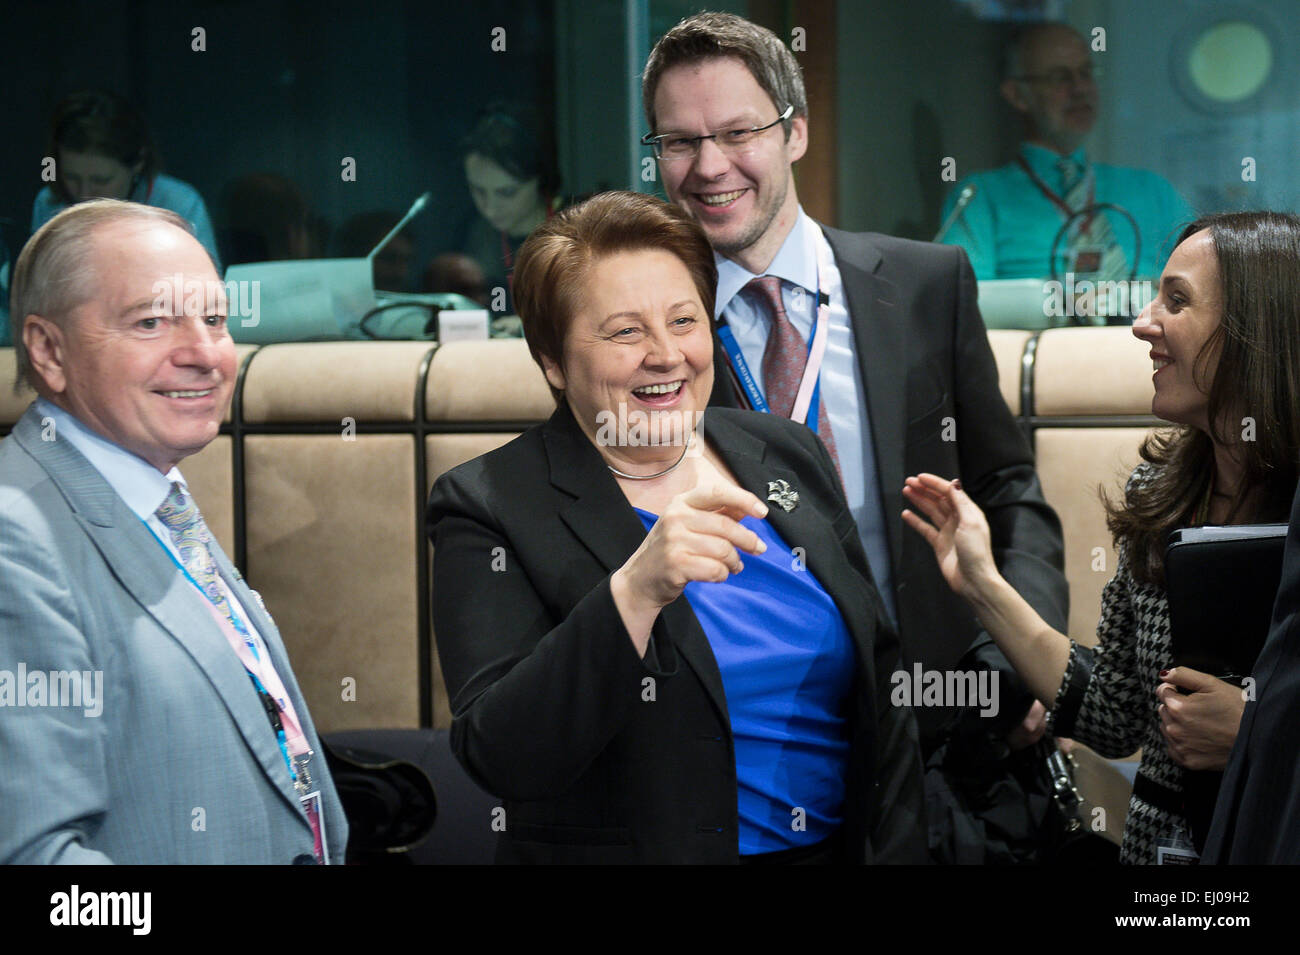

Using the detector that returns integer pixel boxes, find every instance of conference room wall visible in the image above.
[834,0,1017,238]
[1092,0,1300,218]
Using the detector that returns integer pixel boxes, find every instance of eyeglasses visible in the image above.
[642,105,794,161]
[1015,64,1100,90]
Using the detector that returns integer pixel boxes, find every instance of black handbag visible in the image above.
[1038,744,1119,865]
[321,738,438,864]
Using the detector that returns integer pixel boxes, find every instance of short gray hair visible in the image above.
[11,199,192,393]
[642,12,807,137]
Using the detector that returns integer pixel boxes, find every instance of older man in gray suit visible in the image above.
[0,199,345,864]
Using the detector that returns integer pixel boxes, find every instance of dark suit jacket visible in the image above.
[1202,479,1300,864]
[427,402,928,864]
[710,226,1069,744]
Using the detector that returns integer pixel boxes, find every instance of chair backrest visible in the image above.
[0,328,1159,728]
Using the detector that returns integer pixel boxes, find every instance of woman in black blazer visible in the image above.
[428,191,926,863]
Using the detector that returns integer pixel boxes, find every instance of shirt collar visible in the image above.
[713,206,819,320]
[1020,142,1088,184]
[34,397,185,521]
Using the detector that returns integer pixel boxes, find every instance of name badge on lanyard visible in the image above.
[717,240,833,433]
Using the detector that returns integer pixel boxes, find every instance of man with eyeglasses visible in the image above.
[939,22,1191,282]
[642,12,1070,863]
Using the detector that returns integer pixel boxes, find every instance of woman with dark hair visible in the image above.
[457,102,563,313]
[903,211,1300,863]
[428,191,926,864]
[31,90,220,265]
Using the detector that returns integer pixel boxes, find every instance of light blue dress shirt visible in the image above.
[32,397,265,649]
[939,143,1193,280]
[714,209,896,623]
[31,173,221,269]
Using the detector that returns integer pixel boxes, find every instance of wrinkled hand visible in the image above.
[1156,667,1246,771]
[901,474,1000,601]
[616,483,768,611]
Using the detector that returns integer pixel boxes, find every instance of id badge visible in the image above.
[1155,825,1199,865]
[1070,245,1106,275]
[300,790,329,865]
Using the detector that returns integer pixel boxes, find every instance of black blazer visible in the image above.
[711,226,1069,743]
[1202,479,1300,864]
[427,402,928,864]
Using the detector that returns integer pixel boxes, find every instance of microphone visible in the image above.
[933,184,977,243]
[368,192,432,260]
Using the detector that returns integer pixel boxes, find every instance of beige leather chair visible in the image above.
[0,330,1159,753]
[1031,328,1160,646]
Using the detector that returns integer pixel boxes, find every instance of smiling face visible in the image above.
[58,149,141,202]
[1132,229,1223,432]
[27,219,236,473]
[653,57,806,274]
[1001,25,1098,155]
[464,152,546,237]
[542,249,714,465]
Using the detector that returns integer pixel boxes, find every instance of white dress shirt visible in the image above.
[713,209,896,622]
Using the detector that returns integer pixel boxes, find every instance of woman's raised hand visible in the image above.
[611,484,768,656]
[901,474,1000,601]
[618,484,768,609]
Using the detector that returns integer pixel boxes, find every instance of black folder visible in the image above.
[1164,522,1288,854]
[1165,523,1288,680]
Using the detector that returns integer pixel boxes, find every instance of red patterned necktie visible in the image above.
[745,275,843,481]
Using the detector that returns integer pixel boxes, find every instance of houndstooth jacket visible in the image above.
[1047,463,1190,864]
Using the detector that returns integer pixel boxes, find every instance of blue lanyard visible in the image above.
[717,245,831,432]
[717,317,823,432]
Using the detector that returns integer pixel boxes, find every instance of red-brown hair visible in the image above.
[513,190,717,402]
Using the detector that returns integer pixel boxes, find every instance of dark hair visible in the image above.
[1106,211,1300,586]
[47,91,159,204]
[460,102,559,196]
[513,191,717,404]
[217,173,314,264]
[642,12,806,137]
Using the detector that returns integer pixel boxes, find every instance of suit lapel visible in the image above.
[705,412,878,668]
[13,409,307,822]
[822,226,907,578]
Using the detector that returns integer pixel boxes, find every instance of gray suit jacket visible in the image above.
[0,405,346,864]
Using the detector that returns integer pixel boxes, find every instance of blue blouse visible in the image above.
[634,508,855,854]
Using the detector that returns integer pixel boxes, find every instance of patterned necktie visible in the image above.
[155,482,323,861]
[1057,156,1129,294]
[155,482,249,638]
[745,275,843,481]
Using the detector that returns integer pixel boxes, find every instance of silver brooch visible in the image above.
[766,479,799,512]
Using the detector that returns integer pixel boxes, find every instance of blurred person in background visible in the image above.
[939,23,1191,286]
[32,90,220,267]
[459,102,563,315]
[336,210,415,292]
[216,172,319,267]
[423,252,489,306]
